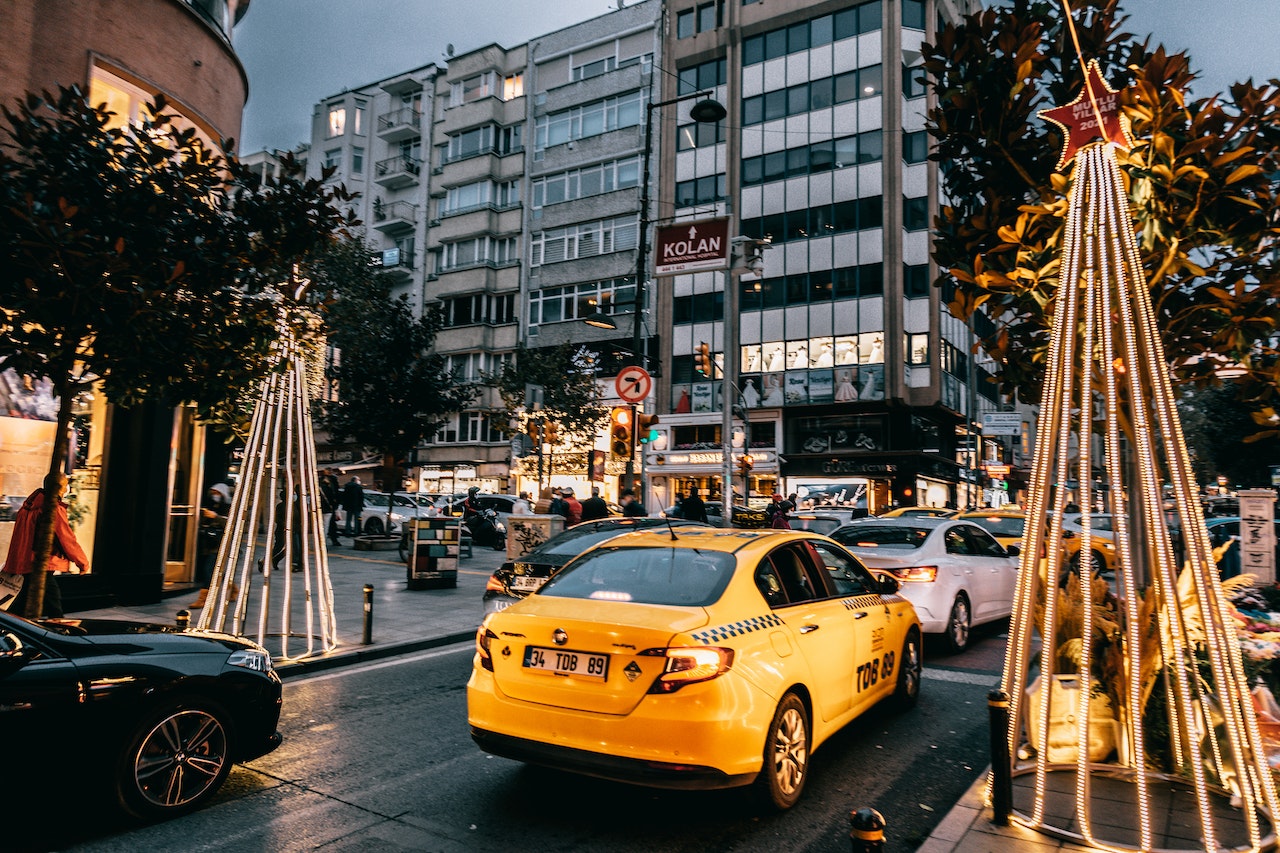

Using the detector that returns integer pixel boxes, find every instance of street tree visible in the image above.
[0,86,353,616]
[484,343,611,487]
[924,0,1280,412]
[316,238,477,494]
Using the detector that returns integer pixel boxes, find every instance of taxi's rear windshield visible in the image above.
[967,516,1025,538]
[537,547,735,606]
[832,525,929,549]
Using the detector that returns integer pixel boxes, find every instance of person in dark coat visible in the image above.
[341,476,364,535]
[320,470,342,545]
[579,486,610,521]
[681,490,709,524]
[620,489,646,517]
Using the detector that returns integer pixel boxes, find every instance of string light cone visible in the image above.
[195,321,339,660]
[994,60,1280,851]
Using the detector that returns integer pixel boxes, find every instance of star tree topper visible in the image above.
[1039,59,1134,171]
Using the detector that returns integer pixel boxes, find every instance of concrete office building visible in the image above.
[647,0,996,512]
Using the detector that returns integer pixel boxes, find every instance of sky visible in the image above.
[232,0,1279,155]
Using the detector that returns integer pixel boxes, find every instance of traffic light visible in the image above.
[527,420,543,444]
[695,342,714,377]
[543,422,559,445]
[636,412,660,444]
[610,407,633,459]
[738,454,754,476]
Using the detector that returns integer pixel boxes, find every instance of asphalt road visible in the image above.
[29,621,1009,853]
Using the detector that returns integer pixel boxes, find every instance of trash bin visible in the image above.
[405,518,460,590]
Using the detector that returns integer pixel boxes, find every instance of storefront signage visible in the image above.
[651,450,775,468]
[1239,489,1276,584]
[821,460,897,475]
[981,413,1023,436]
[654,217,729,274]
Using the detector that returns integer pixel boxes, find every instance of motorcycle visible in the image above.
[466,507,507,551]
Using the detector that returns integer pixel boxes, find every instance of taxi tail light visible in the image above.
[641,646,735,694]
[476,624,499,671]
[889,565,938,583]
[485,574,506,593]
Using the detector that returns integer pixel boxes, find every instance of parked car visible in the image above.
[830,517,1019,653]
[955,509,1027,549]
[1060,512,1119,574]
[786,512,848,537]
[469,527,921,809]
[0,609,282,823]
[483,517,711,613]
[878,506,958,519]
[357,490,429,535]
[1205,516,1280,579]
[663,501,770,528]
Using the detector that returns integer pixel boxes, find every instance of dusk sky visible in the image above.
[232,0,1278,154]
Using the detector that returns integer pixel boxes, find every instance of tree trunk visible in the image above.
[22,382,76,619]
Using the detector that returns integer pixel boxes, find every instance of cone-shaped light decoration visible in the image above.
[994,62,1280,851]
[195,322,339,661]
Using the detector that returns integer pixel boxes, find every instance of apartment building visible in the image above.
[648,0,996,512]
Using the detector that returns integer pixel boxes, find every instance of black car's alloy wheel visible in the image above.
[117,701,233,820]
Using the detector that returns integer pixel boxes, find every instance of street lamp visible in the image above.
[586,88,725,496]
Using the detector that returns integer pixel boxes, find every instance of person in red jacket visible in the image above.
[562,487,583,526]
[3,474,89,618]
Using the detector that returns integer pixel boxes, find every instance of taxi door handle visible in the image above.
[854,612,868,619]
[799,624,820,634]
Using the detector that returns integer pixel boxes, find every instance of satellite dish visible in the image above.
[445,44,454,57]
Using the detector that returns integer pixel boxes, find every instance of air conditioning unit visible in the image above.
[431,166,444,175]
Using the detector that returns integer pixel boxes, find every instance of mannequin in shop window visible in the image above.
[763,374,785,406]
[814,341,834,367]
[790,344,808,370]
[835,370,857,403]
[742,378,760,408]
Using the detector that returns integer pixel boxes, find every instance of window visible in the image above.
[441,293,517,327]
[744,2,881,66]
[743,65,882,127]
[810,542,877,595]
[354,102,365,135]
[440,236,518,270]
[326,105,346,137]
[902,0,925,29]
[740,132,880,186]
[456,73,493,105]
[675,174,727,208]
[497,124,522,156]
[741,196,883,245]
[677,119,725,151]
[573,57,615,81]
[447,125,492,161]
[941,341,968,378]
[906,332,929,365]
[352,147,364,172]
[531,157,641,208]
[528,279,635,325]
[904,130,928,164]
[530,216,638,266]
[672,292,724,324]
[677,58,727,95]
[904,196,929,231]
[323,148,341,170]
[697,1,720,33]
[677,9,694,38]
[503,74,524,100]
[534,91,645,151]
[904,64,928,99]
[904,263,930,298]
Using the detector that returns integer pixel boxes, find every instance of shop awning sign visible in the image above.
[654,218,730,275]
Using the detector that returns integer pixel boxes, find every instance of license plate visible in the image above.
[511,575,543,592]
[523,646,608,679]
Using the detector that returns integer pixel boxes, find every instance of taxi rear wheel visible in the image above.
[890,629,922,710]
[753,692,810,810]
[944,594,971,654]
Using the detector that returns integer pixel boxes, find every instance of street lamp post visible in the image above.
[588,89,725,500]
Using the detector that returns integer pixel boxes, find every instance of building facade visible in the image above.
[0,0,254,605]
[302,0,1005,512]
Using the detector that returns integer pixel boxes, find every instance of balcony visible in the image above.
[375,246,415,280]
[374,154,422,189]
[376,108,422,143]
[371,199,418,234]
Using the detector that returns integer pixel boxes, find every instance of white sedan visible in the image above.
[830,517,1019,653]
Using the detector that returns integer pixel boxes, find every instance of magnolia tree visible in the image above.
[924,0,1280,419]
[0,86,355,616]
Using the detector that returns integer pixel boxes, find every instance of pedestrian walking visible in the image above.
[341,476,364,536]
[620,488,646,517]
[563,487,583,525]
[579,486,610,521]
[2,474,88,618]
[681,489,709,524]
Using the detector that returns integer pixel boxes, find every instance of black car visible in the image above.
[482,517,710,613]
[0,608,282,822]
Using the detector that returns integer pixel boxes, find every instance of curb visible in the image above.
[274,630,476,679]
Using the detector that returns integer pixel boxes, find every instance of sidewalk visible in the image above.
[66,542,1079,852]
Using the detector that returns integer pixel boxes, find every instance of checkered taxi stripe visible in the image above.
[691,613,784,644]
[842,594,887,610]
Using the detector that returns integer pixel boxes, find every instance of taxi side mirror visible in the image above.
[876,574,900,595]
[1006,544,1021,558]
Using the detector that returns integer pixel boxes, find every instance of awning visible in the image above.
[337,456,381,473]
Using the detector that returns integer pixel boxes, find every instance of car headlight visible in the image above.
[227,648,274,673]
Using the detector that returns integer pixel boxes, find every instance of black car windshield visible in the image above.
[538,547,735,606]
[832,525,929,549]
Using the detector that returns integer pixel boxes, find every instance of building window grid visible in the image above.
[676,58,727,95]
[528,278,635,326]
[439,236,519,271]
[741,131,882,186]
[442,179,521,216]
[534,90,645,151]
[444,124,523,164]
[740,196,884,245]
[742,65,883,126]
[742,1,882,65]
[675,174,727,208]
[440,293,517,328]
[529,216,639,266]
[531,156,641,209]
[737,263,885,312]
[903,130,929,164]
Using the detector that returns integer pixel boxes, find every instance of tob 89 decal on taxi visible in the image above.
[467,526,922,809]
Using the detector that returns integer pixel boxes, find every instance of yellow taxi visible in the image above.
[955,509,1027,549]
[467,527,922,810]
[878,506,957,519]
[956,509,1117,576]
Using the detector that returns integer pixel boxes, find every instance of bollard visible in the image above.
[849,806,885,853]
[175,609,189,631]
[362,583,374,645]
[988,689,1012,825]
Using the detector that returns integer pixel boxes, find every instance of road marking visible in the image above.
[285,642,474,685]
[923,668,999,687]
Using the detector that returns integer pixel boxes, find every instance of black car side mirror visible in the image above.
[877,574,900,595]
[0,631,32,677]
[1006,544,1021,557]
